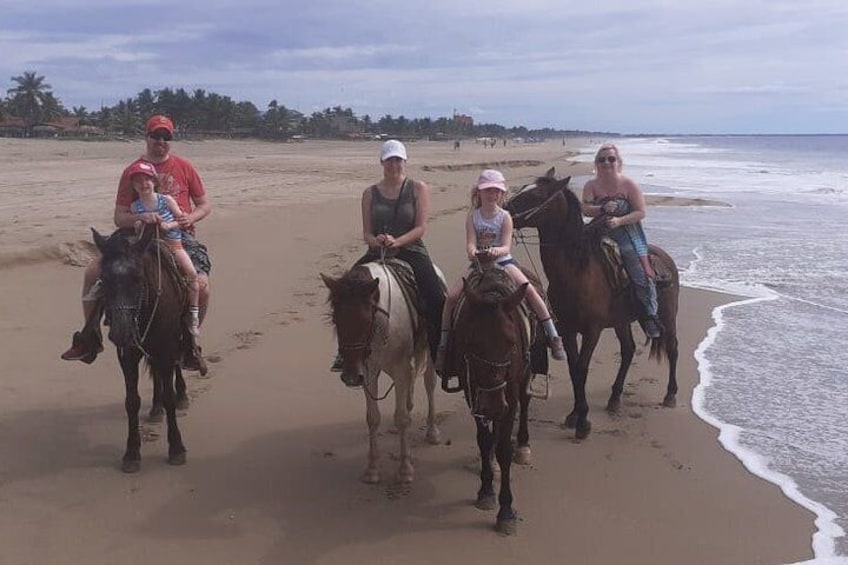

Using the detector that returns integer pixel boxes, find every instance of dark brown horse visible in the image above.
[93,227,190,472]
[450,267,531,535]
[504,171,680,440]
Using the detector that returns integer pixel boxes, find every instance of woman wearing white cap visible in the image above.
[331,139,445,370]
[435,169,566,374]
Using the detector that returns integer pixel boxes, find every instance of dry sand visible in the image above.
[0,137,814,564]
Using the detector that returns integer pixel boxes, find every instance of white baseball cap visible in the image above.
[380,139,408,162]
[476,169,507,191]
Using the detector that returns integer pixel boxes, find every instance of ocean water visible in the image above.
[574,135,848,564]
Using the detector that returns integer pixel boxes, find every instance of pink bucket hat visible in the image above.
[476,169,507,191]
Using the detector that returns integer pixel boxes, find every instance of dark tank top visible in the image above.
[370,178,427,255]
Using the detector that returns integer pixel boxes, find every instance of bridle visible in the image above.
[112,224,164,359]
[506,183,563,225]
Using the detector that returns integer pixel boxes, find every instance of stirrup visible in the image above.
[526,374,551,400]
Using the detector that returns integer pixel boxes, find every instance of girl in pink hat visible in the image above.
[435,169,566,374]
[127,161,201,339]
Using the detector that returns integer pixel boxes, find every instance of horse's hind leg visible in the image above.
[394,376,415,483]
[155,360,186,466]
[607,325,635,414]
[175,365,190,410]
[148,372,164,423]
[514,374,532,466]
[119,349,143,473]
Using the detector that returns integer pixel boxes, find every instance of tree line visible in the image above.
[2,71,595,141]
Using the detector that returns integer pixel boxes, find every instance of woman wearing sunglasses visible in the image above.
[582,143,661,339]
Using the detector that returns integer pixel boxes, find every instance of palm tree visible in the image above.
[6,71,60,135]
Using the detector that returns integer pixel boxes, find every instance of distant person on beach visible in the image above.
[581,143,661,338]
[127,160,201,339]
[331,139,445,371]
[434,169,566,374]
[61,115,212,371]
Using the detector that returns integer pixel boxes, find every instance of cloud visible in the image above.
[2,0,848,133]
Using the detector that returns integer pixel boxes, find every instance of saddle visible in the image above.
[375,258,425,335]
[598,237,673,292]
[442,264,548,389]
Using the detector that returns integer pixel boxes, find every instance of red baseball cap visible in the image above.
[126,160,158,180]
[145,115,174,135]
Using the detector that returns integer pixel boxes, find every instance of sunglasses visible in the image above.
[148,131,172,141]
[595,155,617,164]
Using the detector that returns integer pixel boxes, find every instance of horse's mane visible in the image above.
[533,176,594,268]
[100,229,187,299]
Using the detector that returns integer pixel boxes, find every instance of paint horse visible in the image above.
[322,260,441,484]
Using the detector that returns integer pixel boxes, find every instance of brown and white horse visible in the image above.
[322,261,440,484]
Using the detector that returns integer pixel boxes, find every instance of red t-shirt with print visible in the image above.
[116,155,206,234]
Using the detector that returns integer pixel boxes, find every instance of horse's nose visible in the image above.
[340,372,364,388]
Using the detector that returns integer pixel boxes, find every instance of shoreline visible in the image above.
[0,138,815,564]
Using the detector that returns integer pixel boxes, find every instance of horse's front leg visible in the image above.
[423,360,441,445]
[393,373,415,483]
[362,369,382,484]
[514,372,532,465]
[607,324,635,413]
[474,418,496,510]
[565,330,599,440]
[154,358,186,465]
[494,411,518,535]
[561,331,581,429]
[118,348,143,473]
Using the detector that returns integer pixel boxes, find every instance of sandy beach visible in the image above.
[0,137,815,564]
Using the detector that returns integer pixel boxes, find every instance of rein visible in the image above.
[132,224,164,358]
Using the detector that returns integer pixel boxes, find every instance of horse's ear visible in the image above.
[561,176,571,190]
[91,227,109,253]
[544,167,556,179]
[320,273,339,293]
[367,277,380,303]
[502,282,529,313]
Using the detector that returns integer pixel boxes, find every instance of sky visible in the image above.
[3,0,847,135]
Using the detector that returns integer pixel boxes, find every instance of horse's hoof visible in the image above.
[606,398,621,413]
[563,412,578,429]
[425,427,441,445]
[514,445,532,466]
[121,458,140,474]
[147,407,164,423]
[663,394,677,408]
[176,397,190,411]
[168,451,186,466]
[475,494,497,511]
[361,470,381,484]
[575,421,592,440]
[495,517,518,536]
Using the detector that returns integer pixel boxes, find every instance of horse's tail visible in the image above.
[648,333,669,362]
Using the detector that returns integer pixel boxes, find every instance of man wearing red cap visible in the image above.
[61,115,213,372]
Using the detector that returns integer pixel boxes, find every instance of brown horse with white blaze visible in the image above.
[504,171,680,440]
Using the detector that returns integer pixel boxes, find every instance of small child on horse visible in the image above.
[127,161,201,338]
[435,169,566,374]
